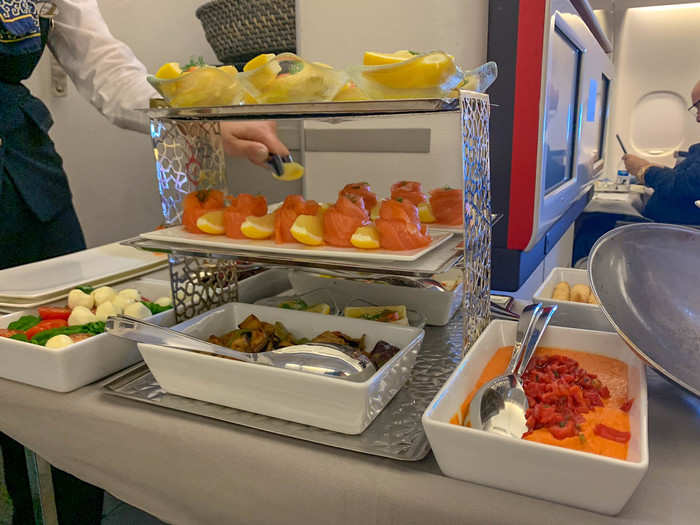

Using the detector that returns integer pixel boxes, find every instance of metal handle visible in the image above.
[504,303,542,375]
[516,305,558,377]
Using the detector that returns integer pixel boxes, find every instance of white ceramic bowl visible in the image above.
[533,267,613,332]
[422,320,648,515]
[137,302,424,434]
[0,279,175,392]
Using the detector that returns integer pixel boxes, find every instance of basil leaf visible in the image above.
[30,322,105,346]
[8,315,41,331]
[9,333,29,342]
[76,285,94,295]
[141,301,172,315]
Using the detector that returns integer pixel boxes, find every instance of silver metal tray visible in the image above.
[102,311,465,461]
[146,98,459,121]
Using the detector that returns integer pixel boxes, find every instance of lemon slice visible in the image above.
[351,225,380,249]
[272,162,305,181]
[363,51,457,89]
[196,210,225,234]
[290,214,323,246]
[418,201,437,223]
[240,213,275,239]
[306,303,331,315]
[243,53,276,72]
[363,50,416,66]
[155,62,182,79]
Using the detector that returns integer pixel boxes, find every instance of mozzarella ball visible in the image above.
[118,288,141,302]
[95,301,121,322]
[45,335,74,349]
[67,289,94,310]
[112,295,134,311]
[92,286,117,306]
[154,296,172,307]
[123,302,152,320]
[68,306,98,326]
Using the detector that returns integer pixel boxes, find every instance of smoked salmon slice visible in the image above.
[429,187,462,225]
[323,195,370,247]
[390,180,427,206]
[339,182,377,211]
[375,199,431,250]
[224,193,268,239]
[182,189,226,233]
[274,195,320,244]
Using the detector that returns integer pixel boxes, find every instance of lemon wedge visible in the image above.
[272,162,305,181]
[290,214,323,246]
[196,210,225,234]
[306,303,331,314]
[243,53,276,72]
[363,51,457,89]
[155,62,182,79]
[240,213,275,239]
[363,50,416,66]
[333,82,369,101]
[351,225,380,249]
[418,201,437,223]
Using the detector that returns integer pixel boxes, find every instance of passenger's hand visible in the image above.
[220,121,290,167]
[622,154,650,177]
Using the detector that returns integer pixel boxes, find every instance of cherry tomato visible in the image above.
[37,307,72,321]
[25,319,68,340]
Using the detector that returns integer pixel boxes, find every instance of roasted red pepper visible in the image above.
[594,424,631,443]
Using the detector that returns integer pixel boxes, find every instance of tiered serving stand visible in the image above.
[111,92,493,460]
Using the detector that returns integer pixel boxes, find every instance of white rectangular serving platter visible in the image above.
[422,320,648,515]
[0,279,175,392]
[533,267,613,332]
[137,302,424,434]
[140,226,451,262]
[0,243,167,301]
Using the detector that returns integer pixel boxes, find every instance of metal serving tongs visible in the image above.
[105,315,375,382]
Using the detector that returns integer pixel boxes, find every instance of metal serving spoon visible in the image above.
[105,315,376,382]
[468,304,558,437]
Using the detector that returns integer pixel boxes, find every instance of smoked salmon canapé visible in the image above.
[182,189,226,233]
[390,180,428,206]
[274,195,320,244]
[429,187,463,225]
[375,199,431,250]
[323,195,370,247]
[224,193,268,239]
[452,346,633,461]
[338,182,377,212]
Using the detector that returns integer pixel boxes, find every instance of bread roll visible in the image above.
[570,284,591,303]
[552,281,571,301]
[587,292,598,305]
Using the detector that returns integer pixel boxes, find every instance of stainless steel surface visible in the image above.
[468,304,543,436]
[122,235,464,278]
[103,311,466,461]
[105,315,375,382]
[145,98,459,121]
[588,223,700,397]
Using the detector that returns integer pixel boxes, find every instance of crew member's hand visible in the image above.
[622,154,650,177]
[220,121,290,167]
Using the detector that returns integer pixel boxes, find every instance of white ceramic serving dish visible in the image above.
[137,302,424,434]
[422,320,648,515]
[288,268,463,326]
[0,280,175,392]
[140,226,452,262]
[533,267,613,332]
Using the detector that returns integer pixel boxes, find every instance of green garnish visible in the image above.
[141,301,172,315]
[76,285,94,295]
[9,333,30,342]
[181,56,207,70]
[30,322,105,346]
[578,433,586,444]
[279,299,308,311]
[8,315,40,331]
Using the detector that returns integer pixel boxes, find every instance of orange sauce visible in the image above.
[451,347,631,460]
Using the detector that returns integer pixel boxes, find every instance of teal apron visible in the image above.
[0,2,85,270]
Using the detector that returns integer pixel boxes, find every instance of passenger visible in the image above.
[622,80,700,225]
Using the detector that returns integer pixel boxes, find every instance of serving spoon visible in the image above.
[105,315,376,382]
[467,304,558,437]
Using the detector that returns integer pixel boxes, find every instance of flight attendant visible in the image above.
[0,1,288,522]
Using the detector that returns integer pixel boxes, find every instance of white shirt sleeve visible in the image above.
[47,0,157,133]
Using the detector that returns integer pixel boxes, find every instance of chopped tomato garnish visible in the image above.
[594,424,631,443]
[620,399,634,412]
